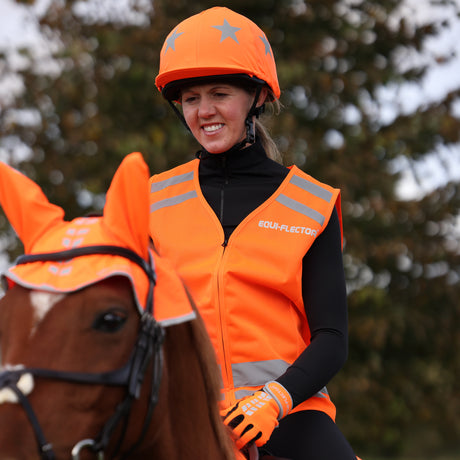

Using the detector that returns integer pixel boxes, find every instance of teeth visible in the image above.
[203,124,223,132]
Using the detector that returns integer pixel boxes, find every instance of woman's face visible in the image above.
[181,83,256,154]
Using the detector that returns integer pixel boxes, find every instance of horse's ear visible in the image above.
[103,152,150,259]
[0,162,65,253]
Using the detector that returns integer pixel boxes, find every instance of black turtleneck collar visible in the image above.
[197,140,289,242]
[198,139,288,177]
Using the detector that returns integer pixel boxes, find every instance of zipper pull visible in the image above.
[222,238,228,247]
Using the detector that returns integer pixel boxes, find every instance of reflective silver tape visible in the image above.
[150,190,198,213]
[150,171,194,193]
[235,388,255,400]
[276,194,325,226]
[290,175,333,202]
[316,386,329,398]
[232,360,290,387]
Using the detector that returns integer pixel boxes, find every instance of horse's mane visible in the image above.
[158,282,236,460]
[184,289,236,459]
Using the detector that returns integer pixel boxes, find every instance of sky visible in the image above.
[1,0,460,201]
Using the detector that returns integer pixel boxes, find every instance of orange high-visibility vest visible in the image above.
[149,159,342,419]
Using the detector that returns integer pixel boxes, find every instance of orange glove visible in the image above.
[221,381,293,450]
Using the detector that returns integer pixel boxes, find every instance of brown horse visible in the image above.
[0,153,236,459]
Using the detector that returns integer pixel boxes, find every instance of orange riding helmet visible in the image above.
[155,6,280,102]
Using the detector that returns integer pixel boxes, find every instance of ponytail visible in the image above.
[256,97,283,163]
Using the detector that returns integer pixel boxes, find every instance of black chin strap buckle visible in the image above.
[245,85,264,145]
[245,117,256,144]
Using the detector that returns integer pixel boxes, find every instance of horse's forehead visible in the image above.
[29,291,65,327]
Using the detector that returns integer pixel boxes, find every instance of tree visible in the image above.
[1,0,459,456]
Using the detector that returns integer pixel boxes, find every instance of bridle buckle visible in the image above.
[71,439,104,460]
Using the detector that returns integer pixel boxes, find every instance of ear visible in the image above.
[257,86,269,108]
[102,152,150,259]
[0,162,65,253]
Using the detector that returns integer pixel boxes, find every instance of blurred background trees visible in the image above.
[1,0,459,457]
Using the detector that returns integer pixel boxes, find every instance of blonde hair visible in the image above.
[255,97,283,163]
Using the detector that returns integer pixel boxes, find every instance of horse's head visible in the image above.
[0,153,198,459]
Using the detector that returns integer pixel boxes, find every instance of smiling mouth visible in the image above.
[203,123,224,133]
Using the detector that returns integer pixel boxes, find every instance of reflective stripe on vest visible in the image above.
[276,194,326,226]
[275,174,336,226]
[232,359,329,401]
[290,175,333,202]
[150,171,194,192]
[232,359,289,387]
[150,190,197,213]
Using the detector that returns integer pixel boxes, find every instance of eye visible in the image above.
[92,308,128,333]
[183,95,198,104]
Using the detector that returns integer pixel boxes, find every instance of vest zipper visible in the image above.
[219,156,229,246]
[216,239,233,404]
[215,156,231,399]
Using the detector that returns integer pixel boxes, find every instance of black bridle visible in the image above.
[0,245,166,460]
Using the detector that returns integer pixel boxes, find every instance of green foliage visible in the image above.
[1,0,459,456]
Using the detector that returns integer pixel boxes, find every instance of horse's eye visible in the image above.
[92,309,128,333]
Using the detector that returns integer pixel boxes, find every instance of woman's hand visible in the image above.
[220,381,292,450]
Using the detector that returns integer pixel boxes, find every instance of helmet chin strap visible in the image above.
[168,85,264,157]
[244,84,264,145]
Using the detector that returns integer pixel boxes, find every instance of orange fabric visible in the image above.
[0,162,65,255]
[149,159,341,419]
[0,154,195,326]
[155,6,280,99]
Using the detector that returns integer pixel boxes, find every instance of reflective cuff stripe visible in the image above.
[276,194,325,226]
[263,380,293,419]
[150,171,194,193]
[150,190,198,213]
[290,175,333,202]
[232,359,290,387]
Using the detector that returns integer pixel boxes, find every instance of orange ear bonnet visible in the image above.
[0,153,195,326]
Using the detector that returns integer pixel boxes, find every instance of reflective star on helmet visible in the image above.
[259,35,273,57]
[164,29,184,53]
[212,19,241,43]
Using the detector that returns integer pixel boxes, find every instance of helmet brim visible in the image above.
[161,73,270,102]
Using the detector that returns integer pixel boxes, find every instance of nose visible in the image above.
[197,96,216,118]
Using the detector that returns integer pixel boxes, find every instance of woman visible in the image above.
[149,7,358,460]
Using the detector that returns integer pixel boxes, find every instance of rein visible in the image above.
[0,245,165,460]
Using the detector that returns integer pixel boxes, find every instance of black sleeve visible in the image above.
[276,208,348,408]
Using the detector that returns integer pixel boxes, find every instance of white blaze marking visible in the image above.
[29,291,65,336]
